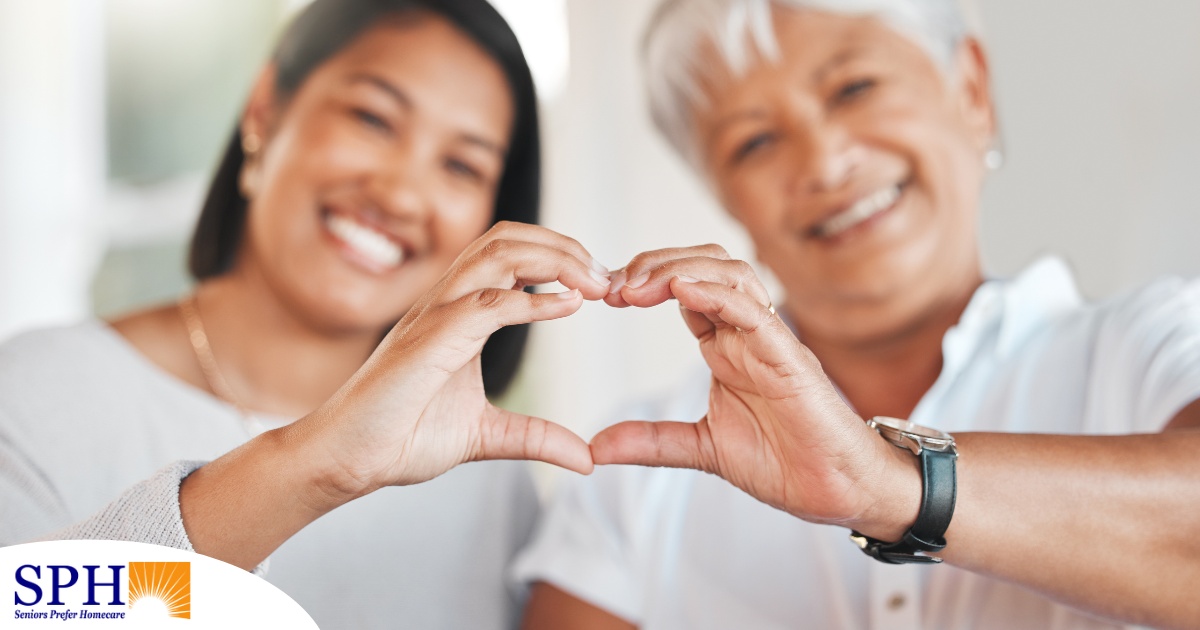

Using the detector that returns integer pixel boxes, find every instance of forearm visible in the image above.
[522,583,637,630]
[179,413,357,571]
[936,428,1200,628]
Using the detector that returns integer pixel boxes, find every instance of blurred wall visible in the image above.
[0,1,292,338]
[96,0,292,317]
[976,0,1200,296]
[0,1,106,342]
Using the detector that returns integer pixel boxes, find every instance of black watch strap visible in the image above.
[850,447,957,564]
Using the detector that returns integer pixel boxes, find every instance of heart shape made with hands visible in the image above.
[500,244,801,475]
[275,224,888,542]
[336,221,872,530]
[405,240,787,483]
[345,223,897,537]
[311,239,779,493]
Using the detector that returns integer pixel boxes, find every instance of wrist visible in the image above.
[849,434,924,542]
[178,422,354,570]
[274,412,374,514]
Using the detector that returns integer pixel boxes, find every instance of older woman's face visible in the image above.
[238,15,512,334]
[694,9,994,343]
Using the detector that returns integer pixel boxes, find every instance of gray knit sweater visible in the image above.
[0,321,539,629]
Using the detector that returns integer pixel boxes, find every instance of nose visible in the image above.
[367,145,432,224]
[787,120,863,195]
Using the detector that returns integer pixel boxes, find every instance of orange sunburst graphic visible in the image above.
[128,561,191,619]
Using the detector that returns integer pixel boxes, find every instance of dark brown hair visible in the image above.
[189,0,540,396]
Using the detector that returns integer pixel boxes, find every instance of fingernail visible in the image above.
[589,258,610,277]
[675,275,699,284]
[556,289,580,299]
[625,273,650,289]
[608,271,626,294]
[589,268,610,287]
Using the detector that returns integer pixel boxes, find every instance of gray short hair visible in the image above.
[643,0,970,167]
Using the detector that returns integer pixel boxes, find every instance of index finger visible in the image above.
[605,244,731,307]
[464,221,610,278]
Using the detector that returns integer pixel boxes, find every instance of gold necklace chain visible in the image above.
[178,294,257,432]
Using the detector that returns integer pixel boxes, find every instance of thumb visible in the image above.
[589,419,715,472]
[475,406,595,475]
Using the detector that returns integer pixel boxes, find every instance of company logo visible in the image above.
[128,562,190,619]
[3,541,318,628]
[13,560,190,622]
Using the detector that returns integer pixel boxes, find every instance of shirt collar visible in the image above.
[778,256,1083,391]
[946,256,1082,371]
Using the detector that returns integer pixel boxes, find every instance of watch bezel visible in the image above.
[866,416,956,456]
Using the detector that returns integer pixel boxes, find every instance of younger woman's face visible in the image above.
[693,9,994,344]
[238,14,514,334]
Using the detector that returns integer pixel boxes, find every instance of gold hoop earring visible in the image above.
[242,133,262,155]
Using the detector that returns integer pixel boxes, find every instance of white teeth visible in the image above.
[815,185,901,238]
[325,214,404,269]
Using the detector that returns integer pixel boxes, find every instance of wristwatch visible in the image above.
[849,416,958,564]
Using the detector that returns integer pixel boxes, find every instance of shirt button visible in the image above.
[887,593,907,610]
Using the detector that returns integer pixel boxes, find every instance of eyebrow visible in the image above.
[348,73,413,110]
[458,132,506,157]
[346,73,506,157]
[814,46,868,84]
[706,109,770,149]
[704,46,871,147]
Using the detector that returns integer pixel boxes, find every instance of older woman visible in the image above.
[516,1,1200,628]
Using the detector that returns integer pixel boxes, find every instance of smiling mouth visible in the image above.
[810,182,905,240]
[323,211,407,271]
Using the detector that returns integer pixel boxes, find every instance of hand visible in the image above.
[301,221,612,500]
[592,246,920,537]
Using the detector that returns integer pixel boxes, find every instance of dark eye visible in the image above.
[352,108,392,134]
[833,78,877,105]
[731,132,776,164]
[446,158,483,182]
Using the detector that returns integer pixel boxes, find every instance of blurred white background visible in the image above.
[1,1,1197,484]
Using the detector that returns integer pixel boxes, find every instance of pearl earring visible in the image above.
[984,148,1004,171]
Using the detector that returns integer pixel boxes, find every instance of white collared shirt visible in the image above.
[513,258,1200,630]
